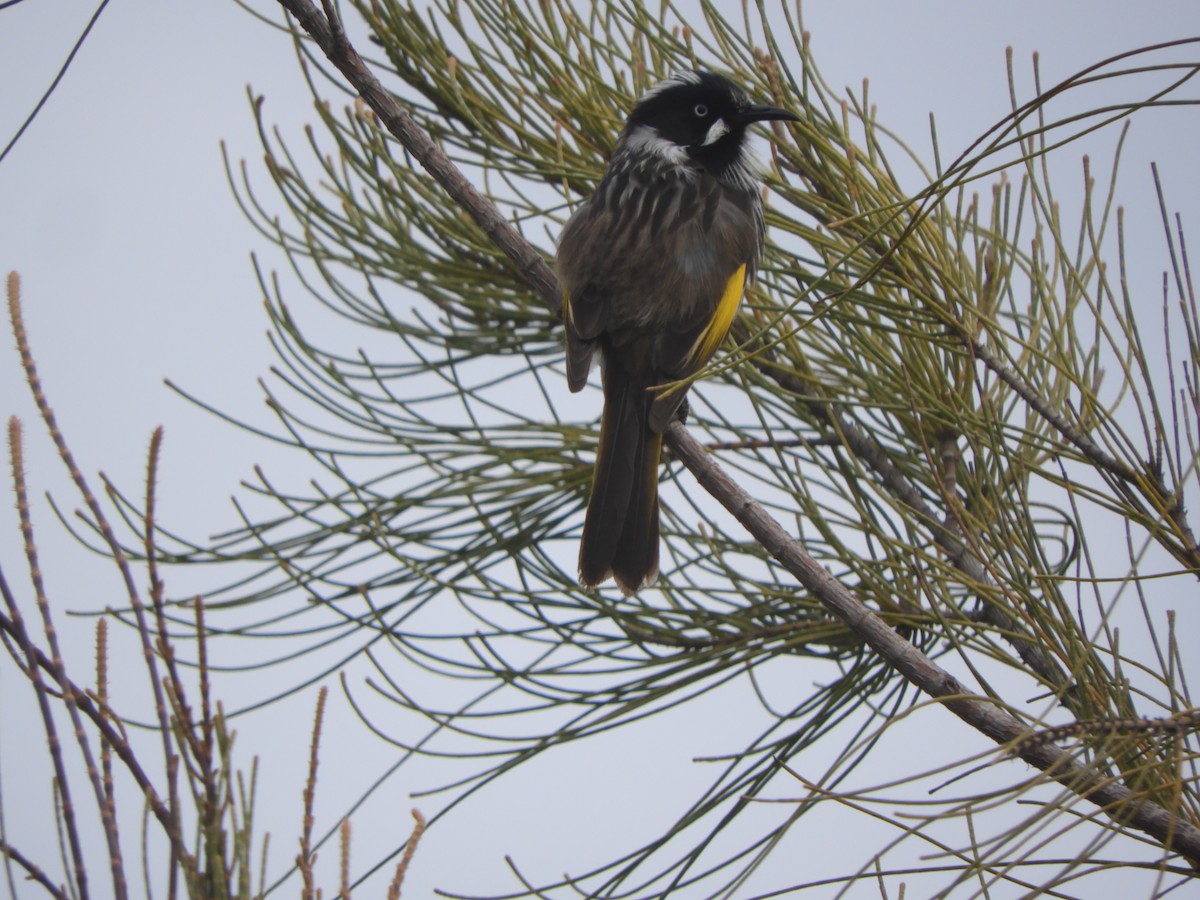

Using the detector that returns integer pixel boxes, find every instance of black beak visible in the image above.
[737,104,801,125]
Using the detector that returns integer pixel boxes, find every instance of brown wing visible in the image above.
[557,162,761,405]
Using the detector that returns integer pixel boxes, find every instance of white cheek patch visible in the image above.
[702,119,730,146]
[624,124,689,166]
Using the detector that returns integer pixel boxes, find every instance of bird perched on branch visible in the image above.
[558,70,797,593]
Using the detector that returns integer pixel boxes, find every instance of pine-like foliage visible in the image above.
[134,2,1200,895]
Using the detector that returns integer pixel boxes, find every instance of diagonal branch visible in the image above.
[737,335,1073,695]
[281,0,558,304]
[273,0,1200,866]
[666,418,1200,863]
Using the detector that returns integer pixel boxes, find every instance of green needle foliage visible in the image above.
[134,1,1200,895]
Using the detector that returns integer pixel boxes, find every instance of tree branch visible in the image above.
[272,0,1200,867]
[666,419,1200,863]
[282,0,558,304]
[737,335,1073,695]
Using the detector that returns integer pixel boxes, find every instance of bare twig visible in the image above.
[0,839,69,899]
[8,271,180,847]
[1013,706,1200,751]
[386,809,426,900]
[0,594,176,833]
[339,818,351,899]
[93,618,118,877]
[5,273,186,873]
[298,685,328,900]
[4,418,91,898]
[139,426,184,900]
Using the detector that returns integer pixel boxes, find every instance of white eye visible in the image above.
[693,104,708,117]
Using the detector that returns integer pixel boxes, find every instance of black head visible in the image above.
[622,71,798,177]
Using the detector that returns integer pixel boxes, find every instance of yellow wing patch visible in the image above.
[684,264,746,371]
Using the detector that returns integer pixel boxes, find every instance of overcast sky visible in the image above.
[1,2,1198,897]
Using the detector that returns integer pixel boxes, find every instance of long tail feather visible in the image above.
[579,365,661,593]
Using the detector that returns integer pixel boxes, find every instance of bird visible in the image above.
[557,70,798,594]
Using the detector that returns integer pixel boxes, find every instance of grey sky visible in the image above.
[1,2,1197,896]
